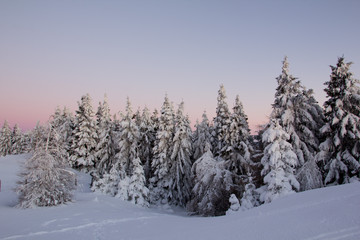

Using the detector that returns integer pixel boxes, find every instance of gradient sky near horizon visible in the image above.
[1,0,360,133]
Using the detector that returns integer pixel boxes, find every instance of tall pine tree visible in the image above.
[316,57,360,185]
[271,57,323,191]
[30,122,47,151]
[260,119,299,203]
[94,95,114,177]
[213,84,231,158]
[59,107,75,156]
[11,124,24,155]
[70,94,98,172]
[138,106,156,183]
[192,111,212,161]
[226,95,253,176]
[150,95,175,205]
[169,101,193,206]
[0,120,12,156]
[98,98,149,206]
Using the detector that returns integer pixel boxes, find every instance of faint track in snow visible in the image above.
[1,216,156,240]
[41,218,70,227]
[304,226,360,240]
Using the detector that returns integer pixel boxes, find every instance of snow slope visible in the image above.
[1,154,359,240]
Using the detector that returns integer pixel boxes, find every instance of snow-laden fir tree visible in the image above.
[226,194,240,215]
[225,95,253,176]
[192,111,212,161]
[49,106,74,164]
[271,57,323,191]
[138,106,156,183]
[98,98,149,206]
[128,156,150,207]
[94,167,120,197]
[112,98,142,199]
[192,120,200,154]
[70,94,98,172]
[151,109,160,133]
[21,132,32,153]
[150,95,175,205]
[91,96,115,191]
[186,144,234,216]
[116,98,149,206]
[30,121,47,151]
[272,57,304,163]
[16,126,76,208]
[168,101,193,206]
[294,88,324,191]
[94,95,114,177]
[11,124,24,155]
[239,175,260,211]
[94,101,130,196]
[115,98,140,178]
[50,106,75,156]
[134,107,142,126]
[260,119,299,203]
[0,120,12,156]
[316,57,360,185]
[62,107,75,147]
[213,84,231,158]
[50,106,63,130]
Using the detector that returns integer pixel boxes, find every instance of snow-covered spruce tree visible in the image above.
[0,120,13,156]
[115,98,140,178]
[50,106,63,130]
[225,95,253,176]
[260,119,299,203]
[316,57,360,185]
[94,95,114,177]
[16,126,76,208]
[272,57,323,191]
[21,132,32,153]
[128,156,150,207]
[186,145,234,216]
[138,106,156,183]
[110,98,139,199]
[226,194,240,215]
[30,121,47,151]
[100,98,149,206]
[11,124,24,155]
[168,101,193,206]
[150,95,175,205]
[134,107,142,126]
[239,175,260,211]
[64,108,76,161]
[49,106,75,158]
[213,84,231,158]
[70,94,98,172]
[192,111,212,161]
[294,88,324,191]
[272,57,304,162]
[61,107,75,147]
[151,108,160,133]
[192,120,200,153]
[91,97,115,192]
[49,106,74,163]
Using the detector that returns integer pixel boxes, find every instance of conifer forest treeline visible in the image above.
[1,57,360,216]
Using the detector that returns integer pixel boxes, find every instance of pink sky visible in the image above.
[1,1,359,133]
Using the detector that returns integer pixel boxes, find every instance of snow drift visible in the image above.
[1,154,359,240]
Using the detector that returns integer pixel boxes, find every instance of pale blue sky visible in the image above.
[1,0,359,132]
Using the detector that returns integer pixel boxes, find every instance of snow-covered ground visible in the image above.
[1,154,359,240]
